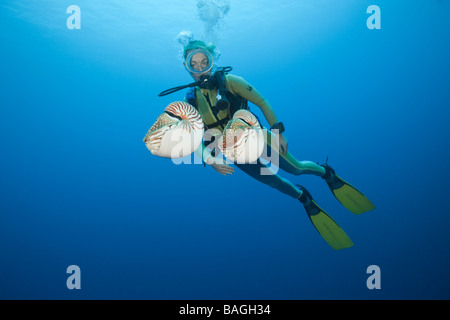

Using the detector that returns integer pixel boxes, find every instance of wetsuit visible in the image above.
[189,73,325,199]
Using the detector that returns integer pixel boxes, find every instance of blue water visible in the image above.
[1,0,449,300]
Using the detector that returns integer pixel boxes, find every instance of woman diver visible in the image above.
[154,34,375,250]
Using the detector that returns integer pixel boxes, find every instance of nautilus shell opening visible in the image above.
[143,101,204,159]
[218,110,265,164]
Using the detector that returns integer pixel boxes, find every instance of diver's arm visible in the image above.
[225,74,279,127]
[225,74,288,154]
[194,143,234,175]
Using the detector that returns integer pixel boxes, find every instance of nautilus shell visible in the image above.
[218,110,265,163]
[143,101,204,159]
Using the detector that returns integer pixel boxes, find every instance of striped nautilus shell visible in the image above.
[218,110,265,163]
[143,101,204,159]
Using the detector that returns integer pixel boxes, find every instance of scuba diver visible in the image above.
[157,36,375,250]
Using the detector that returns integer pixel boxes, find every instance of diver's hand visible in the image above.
[277,133,288,155]
[211,162,234,175]
[207,157,234,176]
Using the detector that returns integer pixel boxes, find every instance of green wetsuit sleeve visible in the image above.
[225,74,278,127]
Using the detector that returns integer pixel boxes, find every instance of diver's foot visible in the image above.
[297,185,312,207]
[320,163,338,185]
[296,184,353,250]
[319,164,375,215]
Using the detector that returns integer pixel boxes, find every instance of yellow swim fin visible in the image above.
[322,164,375,215]
[298,186,353,250]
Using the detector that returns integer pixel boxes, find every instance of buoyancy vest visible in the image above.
[186,69,249,131]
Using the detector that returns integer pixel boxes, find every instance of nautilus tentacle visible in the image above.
[143,101,204,159]
[218,110,265,164]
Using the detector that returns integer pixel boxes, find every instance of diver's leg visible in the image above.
[278,152,325,176]
[235,159,353,249]
[263,131,325,176]
[265,135,375,214]
[235,159,302,199]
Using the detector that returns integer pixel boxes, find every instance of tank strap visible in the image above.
[215,71,249,119]
[185,88,197,109]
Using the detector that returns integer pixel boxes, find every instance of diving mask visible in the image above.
[185,49,214,74]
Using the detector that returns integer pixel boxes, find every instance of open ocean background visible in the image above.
[1,0,449,299]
